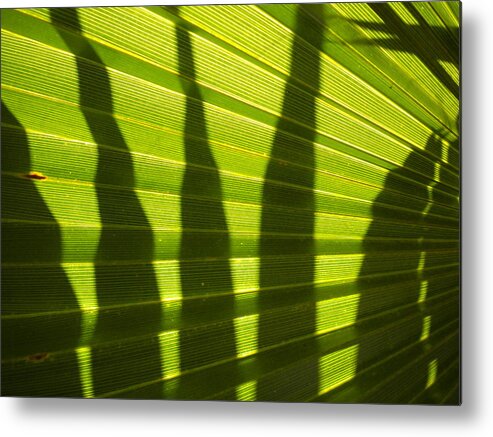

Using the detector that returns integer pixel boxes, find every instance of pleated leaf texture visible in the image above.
[1,1,460,404]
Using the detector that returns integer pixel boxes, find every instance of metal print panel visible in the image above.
[1,1,461,404]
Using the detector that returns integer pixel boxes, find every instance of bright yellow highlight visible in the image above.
[439,60,460,87]
[231,257,259,294]
[417,248,426,272]
[234,314,259,358]
[158,330,181,379]
[191,14,291,116]
[419,280,428,303]
[318,345,358,396]
[426,359,438,389]
[315,254,366,285]
[420,316,431,341]
[235,380,257,401]
[179,4,295,75]
[316,294,360,334]
[155,260,182,302]
[76,346,94,398]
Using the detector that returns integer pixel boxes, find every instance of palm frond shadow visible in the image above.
[341,3,460,403]
[50,8,163,397]
[1,102,83,396]
[348,3,459,99]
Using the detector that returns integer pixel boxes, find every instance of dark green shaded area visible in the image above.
[50,8,162,396]
[352,2,460,402]
[171,7,238,395]
[352,126,458,404]
[1,102,82,396]
[417,129,460,405]
[257,4,325,401]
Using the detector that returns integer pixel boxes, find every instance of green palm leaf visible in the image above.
[1,1,460,404]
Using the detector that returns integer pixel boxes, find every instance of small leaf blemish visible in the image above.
[27,352,49,362]
[24,172,47,181]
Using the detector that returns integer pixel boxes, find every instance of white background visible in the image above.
[1,0,491,436]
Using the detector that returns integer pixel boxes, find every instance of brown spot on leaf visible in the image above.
[27,352,49,362]
[24,172,47,181]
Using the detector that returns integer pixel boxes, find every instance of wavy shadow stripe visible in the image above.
[50,8,162,397]
[1,101,82,396]
[170,7,238,398]
[257,4,325,402]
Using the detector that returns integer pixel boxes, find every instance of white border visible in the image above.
[2,0,492,436]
